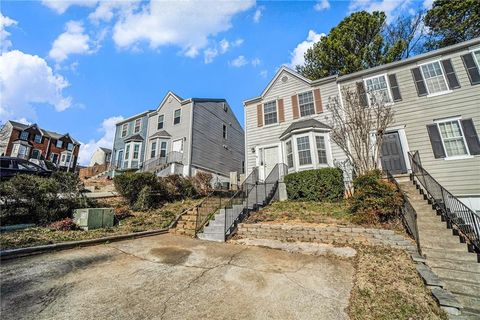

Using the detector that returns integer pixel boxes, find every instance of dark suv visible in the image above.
[0,157,52,179]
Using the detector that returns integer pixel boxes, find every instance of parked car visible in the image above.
[0,157,52,179]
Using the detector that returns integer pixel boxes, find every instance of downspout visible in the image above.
[187,101,194,176]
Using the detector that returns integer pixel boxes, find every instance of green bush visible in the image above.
[0,172,89,225]
[133,186,156,211]
[191,171,213,195]
[160,174,197,200]
[349,170,403,224]
[114,172,165,206]
[284,168,344,201]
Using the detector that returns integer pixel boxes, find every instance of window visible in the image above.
[31,149,41,159]
[150,141,157,159]
[121,123,128,138]
[286,140,293,168]
[34,134,42,143]
[173,109,181,125]
[157,115,164,130]
[61,154,66,163]
[133,144,140,160]
[364,75,391,104]
[223,124,227,139]
[50,153,59,163]
[420,61,448,94]
[67,143,73,151]
[298,91,315,117]
[315,136,328,164]
[474,49,480,67]
[17,145,28,157]
[296,136,312,166]
[125,144,130,160]
[160,141,167,157]
[263,101,277,125]
[20,131,29,140]
[56,140,63,148]
[134,118,141,133]
[66,153,71,163]
[437,120,469,157]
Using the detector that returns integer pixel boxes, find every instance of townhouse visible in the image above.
[337,38,480,210]
[0,120,81,170]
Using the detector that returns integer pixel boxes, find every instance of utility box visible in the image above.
[73,208,114,231]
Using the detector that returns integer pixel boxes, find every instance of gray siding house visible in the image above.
[144,91,244,180]
[111,110,152,173]
[337,38,480,211]
[243,67,348,181]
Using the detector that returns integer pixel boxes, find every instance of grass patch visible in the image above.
[349,245,447,320]
[0,198,202,250]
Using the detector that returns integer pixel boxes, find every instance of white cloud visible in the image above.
[112,0,255,56]
[314,0,330,11]
[253,6,265,23]
[0,50,72,122]
[348,0,413,22]
[78,115,123,165]
[49,21,92,63]
[289,30,324,68]
[41,0,99,14]
[251,57,261,67]
[259,70,268,78]
[1,13,17,51]
[88,1,140,23]
[422,0,434,9]
[230,55,248,67]
[203,38,243,64]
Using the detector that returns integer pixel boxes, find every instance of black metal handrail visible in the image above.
[141,151,183,172]
[385,169,421,254]
[409,151,480,253]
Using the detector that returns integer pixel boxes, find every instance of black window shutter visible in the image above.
[461,118,480,155]
[461,53,480,85]
[356,81,368,107]
[441,59,460,89]
[411,67,428,96]
[426,124,446,159]
[388,74,402,101]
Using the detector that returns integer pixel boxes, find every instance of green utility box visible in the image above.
[73,208,114,231]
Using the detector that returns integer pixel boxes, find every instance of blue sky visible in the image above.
[0,0,429,164]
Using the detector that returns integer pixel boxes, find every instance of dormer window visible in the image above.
[56,140,63,148]
[20,131,29,140]
[67,143,74,151]
[34,134,42,143]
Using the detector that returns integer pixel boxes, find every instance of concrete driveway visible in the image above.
[1,234,354,320]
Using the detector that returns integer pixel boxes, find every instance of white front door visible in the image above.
[262,146,278,180]
[172,139,183,153]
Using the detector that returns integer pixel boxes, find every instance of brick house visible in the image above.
[0,120,81,170]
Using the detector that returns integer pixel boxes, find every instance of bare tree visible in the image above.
[327,87,394,176]
[384,10,427,59]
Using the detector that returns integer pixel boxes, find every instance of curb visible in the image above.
[0,228,169,260]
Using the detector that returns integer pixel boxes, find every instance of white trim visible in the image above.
[155,91,183,113]
[259,67,312,100]
[470,47,480,68]
[363,73,393,106]
[434,117,471,159]
[296,89,316,118]
[418,59,451,96]
[263,99,279,126]
[255,142,282,180]
[172,138,184,153]
[133,118,142,134]
[173,108,181,125]
[294,134,314,169]
[121,123,128,138]
[157,114,165,130]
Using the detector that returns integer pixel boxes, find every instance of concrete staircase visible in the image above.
[397,177,480,319]
[197,183,277,242]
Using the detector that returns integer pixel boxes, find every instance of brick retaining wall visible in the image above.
[237,223,416,251]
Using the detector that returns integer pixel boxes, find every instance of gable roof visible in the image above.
[243,66,336,105]
[99,147,112,154]
[124,134,144,142]
[8,120,80,145]
[116,110,154,126]
[149,130,172,139]
[279,118,331,140]
[154,91,184,113]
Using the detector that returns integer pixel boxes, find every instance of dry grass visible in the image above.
[349,245,447,320]
[0,198,203,250]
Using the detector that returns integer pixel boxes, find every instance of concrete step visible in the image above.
[444,279,480,297]
[203,225,225,233]
[422,249,479,262]
[426,259,480,274]
[197,232,225,242]
[419,236,462,247]
[456,294,480,314]
[421,242,469,252]
[432,267,480,283]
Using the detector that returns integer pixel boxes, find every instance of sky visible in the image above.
[0,0,431,165]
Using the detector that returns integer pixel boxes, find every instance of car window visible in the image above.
[17,161,40,171]
[0,159,13,169]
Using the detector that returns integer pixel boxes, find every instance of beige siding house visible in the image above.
[144,91,244,182]
[336,38,480,211]
[243,67,348,181]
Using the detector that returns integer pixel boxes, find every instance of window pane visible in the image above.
[174,109,181,124]
[134,119,141,133]
[133,144,140,159]
[158,115,164,129]
[298,91,315,117]
[474,50,480,66]
[151,142,156,158]
[296,136,312,165]
[263,101,277,125]
[315,136,328,164]
[421,62,448,94]
[438,120,468,157]
[365,75,391,104]
[34,135,42,143]
[286,140,293,168]
[20,131,29,140]
[160,141,167,157]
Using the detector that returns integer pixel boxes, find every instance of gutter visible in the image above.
[0,228,169,260]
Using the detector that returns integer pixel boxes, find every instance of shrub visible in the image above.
[133,186,156,211]
[191,171,213,195]
[349,170,403,224]
[114,206,132,221]
[284,168,344,202]
[114,172,165,206]
[161,174,197,200]
[0,173,88,225]
[48,218,78,231]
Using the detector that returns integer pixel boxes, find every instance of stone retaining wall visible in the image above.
[237,223,416,251]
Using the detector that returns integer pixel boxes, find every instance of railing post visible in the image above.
[264,181,267,203]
